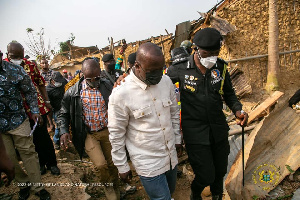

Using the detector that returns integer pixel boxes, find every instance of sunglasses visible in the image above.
[85,76,101,82]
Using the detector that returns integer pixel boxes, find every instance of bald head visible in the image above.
[82,58,101,78]
[134,43,165,85]
[7,42,24,60]
[136,43,165,71]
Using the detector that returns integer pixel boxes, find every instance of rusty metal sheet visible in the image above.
[171,21,191,49]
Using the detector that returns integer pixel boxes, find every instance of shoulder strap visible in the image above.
[104,70,115,85]
[219,63,227,95]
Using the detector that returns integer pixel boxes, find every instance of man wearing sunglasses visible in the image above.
[108,43,182,200]
[58,58,120,199]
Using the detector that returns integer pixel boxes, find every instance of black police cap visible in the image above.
[127,53,136,64]
[193,28,223,51]
[102,54,114,62]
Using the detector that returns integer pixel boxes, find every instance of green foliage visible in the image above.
[69,33,75,44]
[252,195,259,200]
[59,42,70,53]
[58,33,75,53]
[285,165,295,173]
[26,28,33,33]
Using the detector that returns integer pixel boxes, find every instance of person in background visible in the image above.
[108,43,182,200]
[67,72,73,81]
[40,58,53,86]
[5,42,60,177]
[100,42,127,84]
[0,50,51,200]
[126,52,136,74]
[40,58,55,132]
[62,69,69,82]
[180,40,193,55]
[289,89,300,109]
[64,69,82,92]
[167,28,248,200]
[46,71,68,150]
[58,58,120,199]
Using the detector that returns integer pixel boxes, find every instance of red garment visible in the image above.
[80,80,108,131]
[4,58,49,118]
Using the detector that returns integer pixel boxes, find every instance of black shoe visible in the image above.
[40,165,47,175]
[35,189,51,200]
[49,166,60,175]
[19,186,30,200]
[212,194,223,200]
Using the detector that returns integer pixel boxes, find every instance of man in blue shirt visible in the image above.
[0,51,51,200]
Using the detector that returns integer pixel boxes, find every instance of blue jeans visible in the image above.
[139,165,177,200]
[53,110,60,145]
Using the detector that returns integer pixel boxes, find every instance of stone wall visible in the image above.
[217,0,300,92]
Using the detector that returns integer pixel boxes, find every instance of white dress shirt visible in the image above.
[108,72,181,177]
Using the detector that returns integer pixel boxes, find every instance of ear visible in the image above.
[134,61,140,69]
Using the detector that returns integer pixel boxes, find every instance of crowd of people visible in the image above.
[0,28,249,200]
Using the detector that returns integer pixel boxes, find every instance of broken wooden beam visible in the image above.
[248,91,284,124]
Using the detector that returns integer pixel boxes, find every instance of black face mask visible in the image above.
[107,63,116,72]
[143,69,163,85]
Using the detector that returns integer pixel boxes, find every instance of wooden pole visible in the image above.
[160,35,165,56]
[151,36,155,43]
[110,37,114,56]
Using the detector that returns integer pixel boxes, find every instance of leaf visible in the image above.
[252,195,259,200]
[285,165,295,173]
[26,28,33,33]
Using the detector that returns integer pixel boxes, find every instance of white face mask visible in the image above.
[197,51,217,69]
[10,59,23,65]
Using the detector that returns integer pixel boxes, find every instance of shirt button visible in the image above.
[158,113,160,116]
[153,98,156,101]
[168,101,170,104]
[162,128,165,130]
[141,112,144,116]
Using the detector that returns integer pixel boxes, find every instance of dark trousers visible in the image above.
[185,138,230,196]
[30,114,57,168]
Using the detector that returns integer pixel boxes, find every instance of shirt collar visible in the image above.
[131,70,148,90]
[82,79,88,90]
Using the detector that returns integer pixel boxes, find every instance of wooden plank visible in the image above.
[248,91,284,124]
[171,21,191,49]
[228,124,256,136]
[226,100,300,199]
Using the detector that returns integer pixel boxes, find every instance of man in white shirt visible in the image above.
[108,42,182,199]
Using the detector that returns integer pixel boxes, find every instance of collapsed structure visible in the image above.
[48,1,300,198]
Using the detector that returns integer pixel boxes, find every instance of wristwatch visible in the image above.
[45,100,50,104]
[240,110,246,114]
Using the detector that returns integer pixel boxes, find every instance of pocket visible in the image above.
[132,105,152,119]
[162,98,172,107]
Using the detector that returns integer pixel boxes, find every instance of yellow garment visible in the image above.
[65,74,80,92]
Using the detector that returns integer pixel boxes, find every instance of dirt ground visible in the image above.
[0,145,232,200]
[0,82,299,200]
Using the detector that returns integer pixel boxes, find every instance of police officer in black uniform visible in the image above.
[100,53,123,85]
[167,28,248,200]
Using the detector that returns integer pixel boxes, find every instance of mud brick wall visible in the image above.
[217,0,300,91]
[99,34,173,71]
